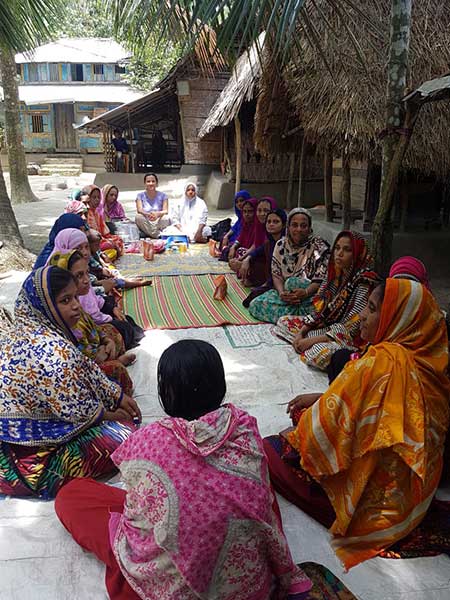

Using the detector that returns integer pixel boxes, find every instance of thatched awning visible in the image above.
[278,1,450,177]
[198,33,265,138]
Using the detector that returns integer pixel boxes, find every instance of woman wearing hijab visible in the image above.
[0,266,140,499]
[49,250,135,395]
[274,231,381,370]
[170,182,210,243]
[248,208,330,323]
[56,339,311,600]
[220,190,251,256]
[389,256,430,289]
[82,185,124,259]
[229,197,276,276]
[242,208,287,303]
[264,279,449,569]
[100,185,126,223]
[33,213,88,269]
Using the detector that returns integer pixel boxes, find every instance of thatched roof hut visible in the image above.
[198,33,265,138]
[278,0,450,178]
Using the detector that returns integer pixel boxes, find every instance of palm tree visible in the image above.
[108,0,415,272]
[0,0,64,250]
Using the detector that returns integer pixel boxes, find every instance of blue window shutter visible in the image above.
[23,64,29,81]
[83,64,92,81]
[61,64,69,81]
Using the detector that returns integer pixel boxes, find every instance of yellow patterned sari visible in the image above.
[288,278,450,569]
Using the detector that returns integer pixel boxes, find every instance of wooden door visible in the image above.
[54,103,77,151]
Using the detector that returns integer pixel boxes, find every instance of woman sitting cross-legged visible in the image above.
[242,208,287,306]
[248,208,330,323]
[48,229,145,350]
[264,279,450,569]
[274,231,381,370]
[55,339,312,600]
[0,266,141,499]
[49,250,135,395]
[229,196,277,278]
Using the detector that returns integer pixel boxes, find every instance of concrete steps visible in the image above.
[40,156,83,176]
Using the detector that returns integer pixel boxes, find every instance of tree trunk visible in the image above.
[341,151,352,230]
[371,0,413,273]
[286,152,296,210]
[0,45,38,204]
[234,116,242,194]
[0,157,23,244]
[297,137,307,207]
[324,148,334,222]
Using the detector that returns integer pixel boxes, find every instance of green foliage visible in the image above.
[120,40,182,91]
[55,0,182,91]
[0,0,65,51]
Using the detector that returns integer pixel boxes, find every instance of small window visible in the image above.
[16,64,21,76]
[49,63,59,81]
[28,64,39,82]
[71,64,84,81]
[31,114,44,133]
[93,64,104,81]
[115,65,125,74]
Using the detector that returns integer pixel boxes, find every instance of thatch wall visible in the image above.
[280,1,450,178]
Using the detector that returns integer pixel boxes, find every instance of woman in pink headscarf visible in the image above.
[56,340,311,600]
[229,197,277,278]
[389,256,430,289]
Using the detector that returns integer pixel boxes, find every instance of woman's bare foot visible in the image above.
[118,353,136,366]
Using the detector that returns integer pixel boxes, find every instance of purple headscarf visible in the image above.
[98,185,126,221]
[46,228,88,265]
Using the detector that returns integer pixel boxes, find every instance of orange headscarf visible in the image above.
[289,278,450,569]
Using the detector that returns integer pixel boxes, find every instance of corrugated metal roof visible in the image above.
[0,84,143,105]
[15,38,131,64]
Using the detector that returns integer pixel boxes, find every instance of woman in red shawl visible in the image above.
[229,197,276,277]
[275,230,381,370]
[82,185,124,260]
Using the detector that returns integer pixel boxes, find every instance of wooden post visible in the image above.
[341,150,352,230]
[127,110,135,173]
[297,136,307,207]
[234,116,242,194]
[324,148,334,222]
[286,152,296,210]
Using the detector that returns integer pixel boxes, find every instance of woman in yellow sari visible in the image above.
[264,278,450,569]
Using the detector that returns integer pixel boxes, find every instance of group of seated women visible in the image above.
[0,185,449,598]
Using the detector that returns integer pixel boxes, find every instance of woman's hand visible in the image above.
[120,394,142,421]
[104,338,117,360]
[240,256,251,279]
[289,288,308,305]
[113,307,126,321]
[287,393,321,417]
[293,336,316,353]
[99,279,116,294]
[148,212,157,221]
[104,408,133,422]
[279,290,296,303]
[102,267,114,278]
[95,346,109,363]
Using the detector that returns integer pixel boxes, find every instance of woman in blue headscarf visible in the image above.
[219,189,251,260]
[33,213,88,269]
[0,265,140,499]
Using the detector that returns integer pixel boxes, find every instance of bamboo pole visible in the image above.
[286,152,296,210]
[127,110,135,173]
[234,116,242,194]
[341,150,352,230]
[324,148,334,222]
[297,137,307,207]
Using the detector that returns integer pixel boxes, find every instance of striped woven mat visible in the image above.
[123,274,261,330]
